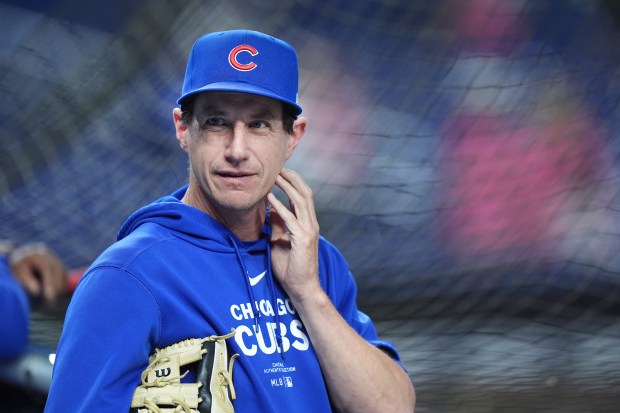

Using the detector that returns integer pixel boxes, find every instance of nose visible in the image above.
[225,122,250,163]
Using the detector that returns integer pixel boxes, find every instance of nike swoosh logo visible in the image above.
[248,270,267,287]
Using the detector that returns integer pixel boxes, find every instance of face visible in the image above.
[174,92,306,217]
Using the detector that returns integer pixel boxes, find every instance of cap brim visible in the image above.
[177,81,302,116]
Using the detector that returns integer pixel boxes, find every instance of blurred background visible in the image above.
[2,0,620,411]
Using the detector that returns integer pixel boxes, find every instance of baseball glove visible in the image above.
[130,329,239,413]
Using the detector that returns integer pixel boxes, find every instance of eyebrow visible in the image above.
[250,108,279,120]
[195,105,225,117]
[197,105,279,120]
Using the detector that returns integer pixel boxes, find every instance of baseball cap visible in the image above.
[178,30,302,116]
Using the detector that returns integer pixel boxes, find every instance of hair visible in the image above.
[179,95,297,134]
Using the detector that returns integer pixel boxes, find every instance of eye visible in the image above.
[249,120,269,129]
[197,116,227,131]
[205,117,226,127]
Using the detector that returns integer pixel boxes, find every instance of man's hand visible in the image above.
[267,169,321,304]
[267,171,416,412]
[10,242,67,304]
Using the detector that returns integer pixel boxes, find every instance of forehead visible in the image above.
[193,91,283,117]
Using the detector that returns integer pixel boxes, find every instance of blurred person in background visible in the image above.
[437,0,616,269]
[45,30,415,412]
[0,240,67,361]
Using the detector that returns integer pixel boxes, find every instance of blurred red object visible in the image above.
[66,267,87,293]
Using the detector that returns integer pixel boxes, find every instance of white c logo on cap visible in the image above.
[229,45,258,71]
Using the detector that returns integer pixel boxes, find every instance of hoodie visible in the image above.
[0,256,29,361]
[45,186,401,412]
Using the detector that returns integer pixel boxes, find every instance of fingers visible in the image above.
[266,194,288,240]
[270,169,319,231]
[37,252,67,303]
[10,244,67,303]
[268,170,321,300]
[11,260,41,296]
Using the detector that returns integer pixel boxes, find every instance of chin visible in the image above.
[218,195,265,212]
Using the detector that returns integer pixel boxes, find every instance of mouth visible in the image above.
[217,170,254,178]
[216,170,256,186]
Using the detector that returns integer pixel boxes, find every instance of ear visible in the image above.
[285,117,307,159]
[173,108,190,152]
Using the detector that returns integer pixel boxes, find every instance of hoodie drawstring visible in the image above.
[229,234,261,334]
[265,240,284,359]
[228,233,285,359]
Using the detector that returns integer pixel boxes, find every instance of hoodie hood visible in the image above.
[117,185,272,251]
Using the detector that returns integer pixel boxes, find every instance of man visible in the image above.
[45,30,415,412]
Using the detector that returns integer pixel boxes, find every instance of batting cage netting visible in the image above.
[2,0,620,411]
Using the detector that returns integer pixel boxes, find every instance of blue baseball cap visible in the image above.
[178,30,302,116]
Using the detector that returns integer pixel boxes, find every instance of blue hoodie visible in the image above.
[45,186,401,412]
[0,256,29,361]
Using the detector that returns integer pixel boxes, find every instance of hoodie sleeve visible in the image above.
[45,266,160,413]
[0,256,29,362]
[318,239,403,364]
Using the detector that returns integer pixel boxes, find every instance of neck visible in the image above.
[181,184,266,242]
[219,209,265,242]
